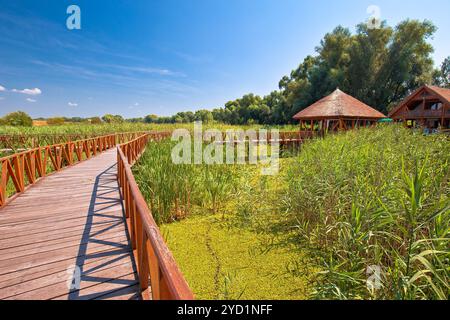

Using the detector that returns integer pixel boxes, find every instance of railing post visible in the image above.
[12,155,25,192]
[0,160,7,206]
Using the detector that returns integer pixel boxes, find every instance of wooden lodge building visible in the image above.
[293,88,386,133]
[389,85,450,130]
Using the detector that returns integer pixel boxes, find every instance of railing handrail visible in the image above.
[0,131,170,207]
[0,131,172,150]
[116,133,194,300]
[0,133,115,161]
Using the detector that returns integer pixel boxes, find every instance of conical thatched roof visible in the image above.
[293,89,386,120]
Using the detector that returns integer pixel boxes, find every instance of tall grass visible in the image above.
[0,123,299,151]
[284,125,449,299]
[133,140,242,224]
[0,123,299,136]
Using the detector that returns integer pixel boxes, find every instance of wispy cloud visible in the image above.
[68,102,78,107]
[128,102,141,110]
[12,87,42,95]
[109,65,185,77]
[172,50,213,64]
[26,98,36,102]
[31,60,185,82]
[0,85,5,91]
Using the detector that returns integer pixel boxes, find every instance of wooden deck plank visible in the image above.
[0,216,122,239]
[0,221,123,248]
[0,149,141,300]
[0,247,132,288]
[0,256,135,299]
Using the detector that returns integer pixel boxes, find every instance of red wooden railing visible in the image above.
[0,132,169,207]
[0,131,170,152]
[117,133,194,300]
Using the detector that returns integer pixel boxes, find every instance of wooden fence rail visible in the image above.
[0,131,170,151]
[0,132,170,207]
[117,134,194,300]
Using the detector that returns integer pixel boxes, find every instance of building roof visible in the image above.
[388,85,450,118]
[428,85,450,102]
[292,89,386,120]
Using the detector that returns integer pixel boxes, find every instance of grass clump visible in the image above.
[284,125,449,299]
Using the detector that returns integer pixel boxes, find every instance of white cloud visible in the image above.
[68,102,78,107]
[26,98,37,103]
[0,85,5,91]
[134,102,139,106]
[12,87,42,95]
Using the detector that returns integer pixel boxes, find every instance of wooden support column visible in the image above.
[441,103,446,128]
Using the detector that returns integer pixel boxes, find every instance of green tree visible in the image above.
[144,114,158,123]
[433,56,450,88]
[127,117,144,123]
[47,117,65,125]
[194,109,214,123]
[150,19,440,125]
[374,19,436,111]
[88,117,102,124]
[102,114,124,123]
[3,111,33,127]
[279,19,437,117]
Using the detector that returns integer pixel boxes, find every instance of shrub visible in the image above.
[2,111,33,127]
[102,114,124,123]
[88,117,102,124]
[47,117,65,126]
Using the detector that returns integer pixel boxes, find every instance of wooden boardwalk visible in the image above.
[0,149,140,300]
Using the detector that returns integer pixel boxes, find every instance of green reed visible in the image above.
[284,125,449,300]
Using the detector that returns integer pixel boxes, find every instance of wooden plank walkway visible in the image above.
[0,149,141,300]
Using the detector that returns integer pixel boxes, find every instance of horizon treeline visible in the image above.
[2,19,449,127]
[137,19,449,125]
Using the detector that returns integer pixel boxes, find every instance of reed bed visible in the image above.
[0,123,299,136]
[284,125,449,299]
[0,123,298,151]
[133,140,243,224]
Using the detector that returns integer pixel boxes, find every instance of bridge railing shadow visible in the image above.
[68,163,140,300]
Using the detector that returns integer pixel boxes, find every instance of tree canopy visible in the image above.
[102,114,124,124]
[2,111,33,127]
[148,19,442,125]
[1,20,444,127]
[433,57,450,88]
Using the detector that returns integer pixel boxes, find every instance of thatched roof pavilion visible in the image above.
[293,89,386,133]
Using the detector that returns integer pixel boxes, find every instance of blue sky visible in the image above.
[0,0,449,119]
